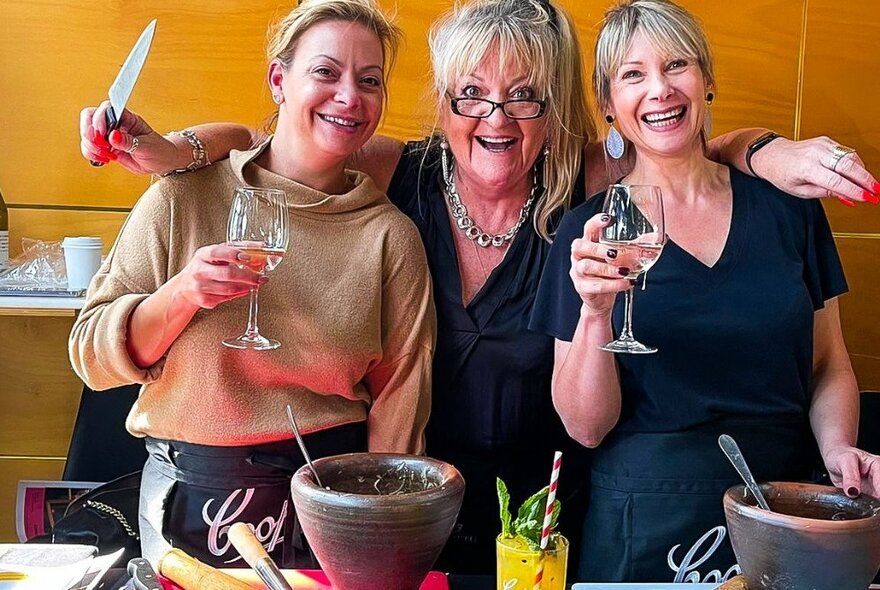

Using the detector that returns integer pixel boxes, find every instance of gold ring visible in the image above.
[829,144,855,172]
[126,136,140,154]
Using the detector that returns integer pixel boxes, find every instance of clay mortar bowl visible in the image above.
[290,453,465,590]
[724,482,880,590]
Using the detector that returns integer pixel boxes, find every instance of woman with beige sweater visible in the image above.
[69,0,434,568]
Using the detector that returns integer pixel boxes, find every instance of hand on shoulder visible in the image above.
[751,136,879,207]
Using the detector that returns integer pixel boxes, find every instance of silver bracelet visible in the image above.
[162,129,210,176]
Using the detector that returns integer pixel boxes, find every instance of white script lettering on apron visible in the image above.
[502,580,518,590]
[201,487,288,561]
[667,525,741,583]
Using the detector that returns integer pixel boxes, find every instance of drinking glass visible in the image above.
[222,187,289,350]
[598,184,665,354]
[496,534,568,590]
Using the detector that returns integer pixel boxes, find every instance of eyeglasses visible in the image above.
[447,94,547,120]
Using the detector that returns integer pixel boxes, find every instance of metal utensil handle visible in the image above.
[718,434,771,511]
[286,404,325,488]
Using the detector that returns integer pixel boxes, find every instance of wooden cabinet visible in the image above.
[0,298,84,541]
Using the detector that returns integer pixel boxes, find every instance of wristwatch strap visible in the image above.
[745,131,781,178]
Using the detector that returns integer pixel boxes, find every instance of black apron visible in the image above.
[139,422,366,568]
[577,417,818,583]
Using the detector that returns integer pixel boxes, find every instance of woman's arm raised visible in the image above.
[79,102,406,192]
[708,129,879,205]
[551,213,629,447]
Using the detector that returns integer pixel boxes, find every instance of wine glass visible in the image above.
[222,187,289,350]
[598,184,665,354]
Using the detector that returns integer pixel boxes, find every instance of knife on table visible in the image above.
[128,558,164,590]
[90,19,157,167]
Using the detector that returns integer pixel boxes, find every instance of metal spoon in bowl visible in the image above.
[286,404,325,489]
[718,434,771,511]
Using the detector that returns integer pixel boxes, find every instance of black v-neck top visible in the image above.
[388,140,586,458]
[530,166,848,434]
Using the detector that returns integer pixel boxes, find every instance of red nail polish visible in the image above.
[847,486,859,497]
[109,129,122,144]
[864,191,880,204]
[872,182,880,193]
[837,196,857,208]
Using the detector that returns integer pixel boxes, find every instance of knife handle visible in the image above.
[89,107,119,167]
[128,557,163,590]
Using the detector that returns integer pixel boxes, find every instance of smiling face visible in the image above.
[270,20,385,165]
[607,30,709,159]
[441,48,549,193]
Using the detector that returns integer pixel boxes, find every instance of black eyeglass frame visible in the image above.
[446,93,548,120]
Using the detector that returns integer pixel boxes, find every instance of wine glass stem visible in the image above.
[620,287,635,341]
[244,286,261,339]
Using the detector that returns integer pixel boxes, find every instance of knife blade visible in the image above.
[91,19,157,166]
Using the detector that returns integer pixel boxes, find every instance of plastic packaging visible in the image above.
[0,238,70,292]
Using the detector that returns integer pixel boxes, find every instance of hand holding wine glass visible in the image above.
[598,184,665,354]
[223,187,289,350]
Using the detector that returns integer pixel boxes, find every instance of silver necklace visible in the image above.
[440,141,539,248]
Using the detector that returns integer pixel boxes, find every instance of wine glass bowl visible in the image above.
[222,187,289,350]
[598,184,665,354]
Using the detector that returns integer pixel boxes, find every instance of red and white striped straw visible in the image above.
[534,451,562,590]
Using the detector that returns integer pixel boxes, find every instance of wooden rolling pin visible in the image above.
[718,576,748,590]
[157,548,253,590]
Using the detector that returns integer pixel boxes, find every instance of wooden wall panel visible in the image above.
[800,0,880,388]
[835,237,880,390]
[800,0,880,234]
[7,209,128,257]
[0,316,82,456]
[0,458,65,542]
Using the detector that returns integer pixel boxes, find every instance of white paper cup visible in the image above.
[62,236,103,291]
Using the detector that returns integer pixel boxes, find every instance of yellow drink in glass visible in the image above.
[496,534,568,590]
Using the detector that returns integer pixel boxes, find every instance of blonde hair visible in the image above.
[593,0,715,114]
[428,0,597,241]
[267,0,402,99]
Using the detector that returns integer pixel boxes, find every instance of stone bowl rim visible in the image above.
[291,452,465,509]
[724,481,880,533]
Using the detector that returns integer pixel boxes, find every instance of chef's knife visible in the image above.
[90,19,157,166]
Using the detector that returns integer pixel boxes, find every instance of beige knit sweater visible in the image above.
[69,141,435,453]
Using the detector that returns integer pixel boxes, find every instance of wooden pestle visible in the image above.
[157,548,253,590]
[228,522,293,590]
[717,575,748,590]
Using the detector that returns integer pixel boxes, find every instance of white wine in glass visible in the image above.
[598,184,665,354]
[223,187,289,350]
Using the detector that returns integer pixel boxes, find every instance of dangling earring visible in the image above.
[605,115,625,160]
[541,142,551,188]
[440,136,453,185]
[703,92,714,137]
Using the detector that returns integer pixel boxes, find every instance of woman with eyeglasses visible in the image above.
[78,0,878,574]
